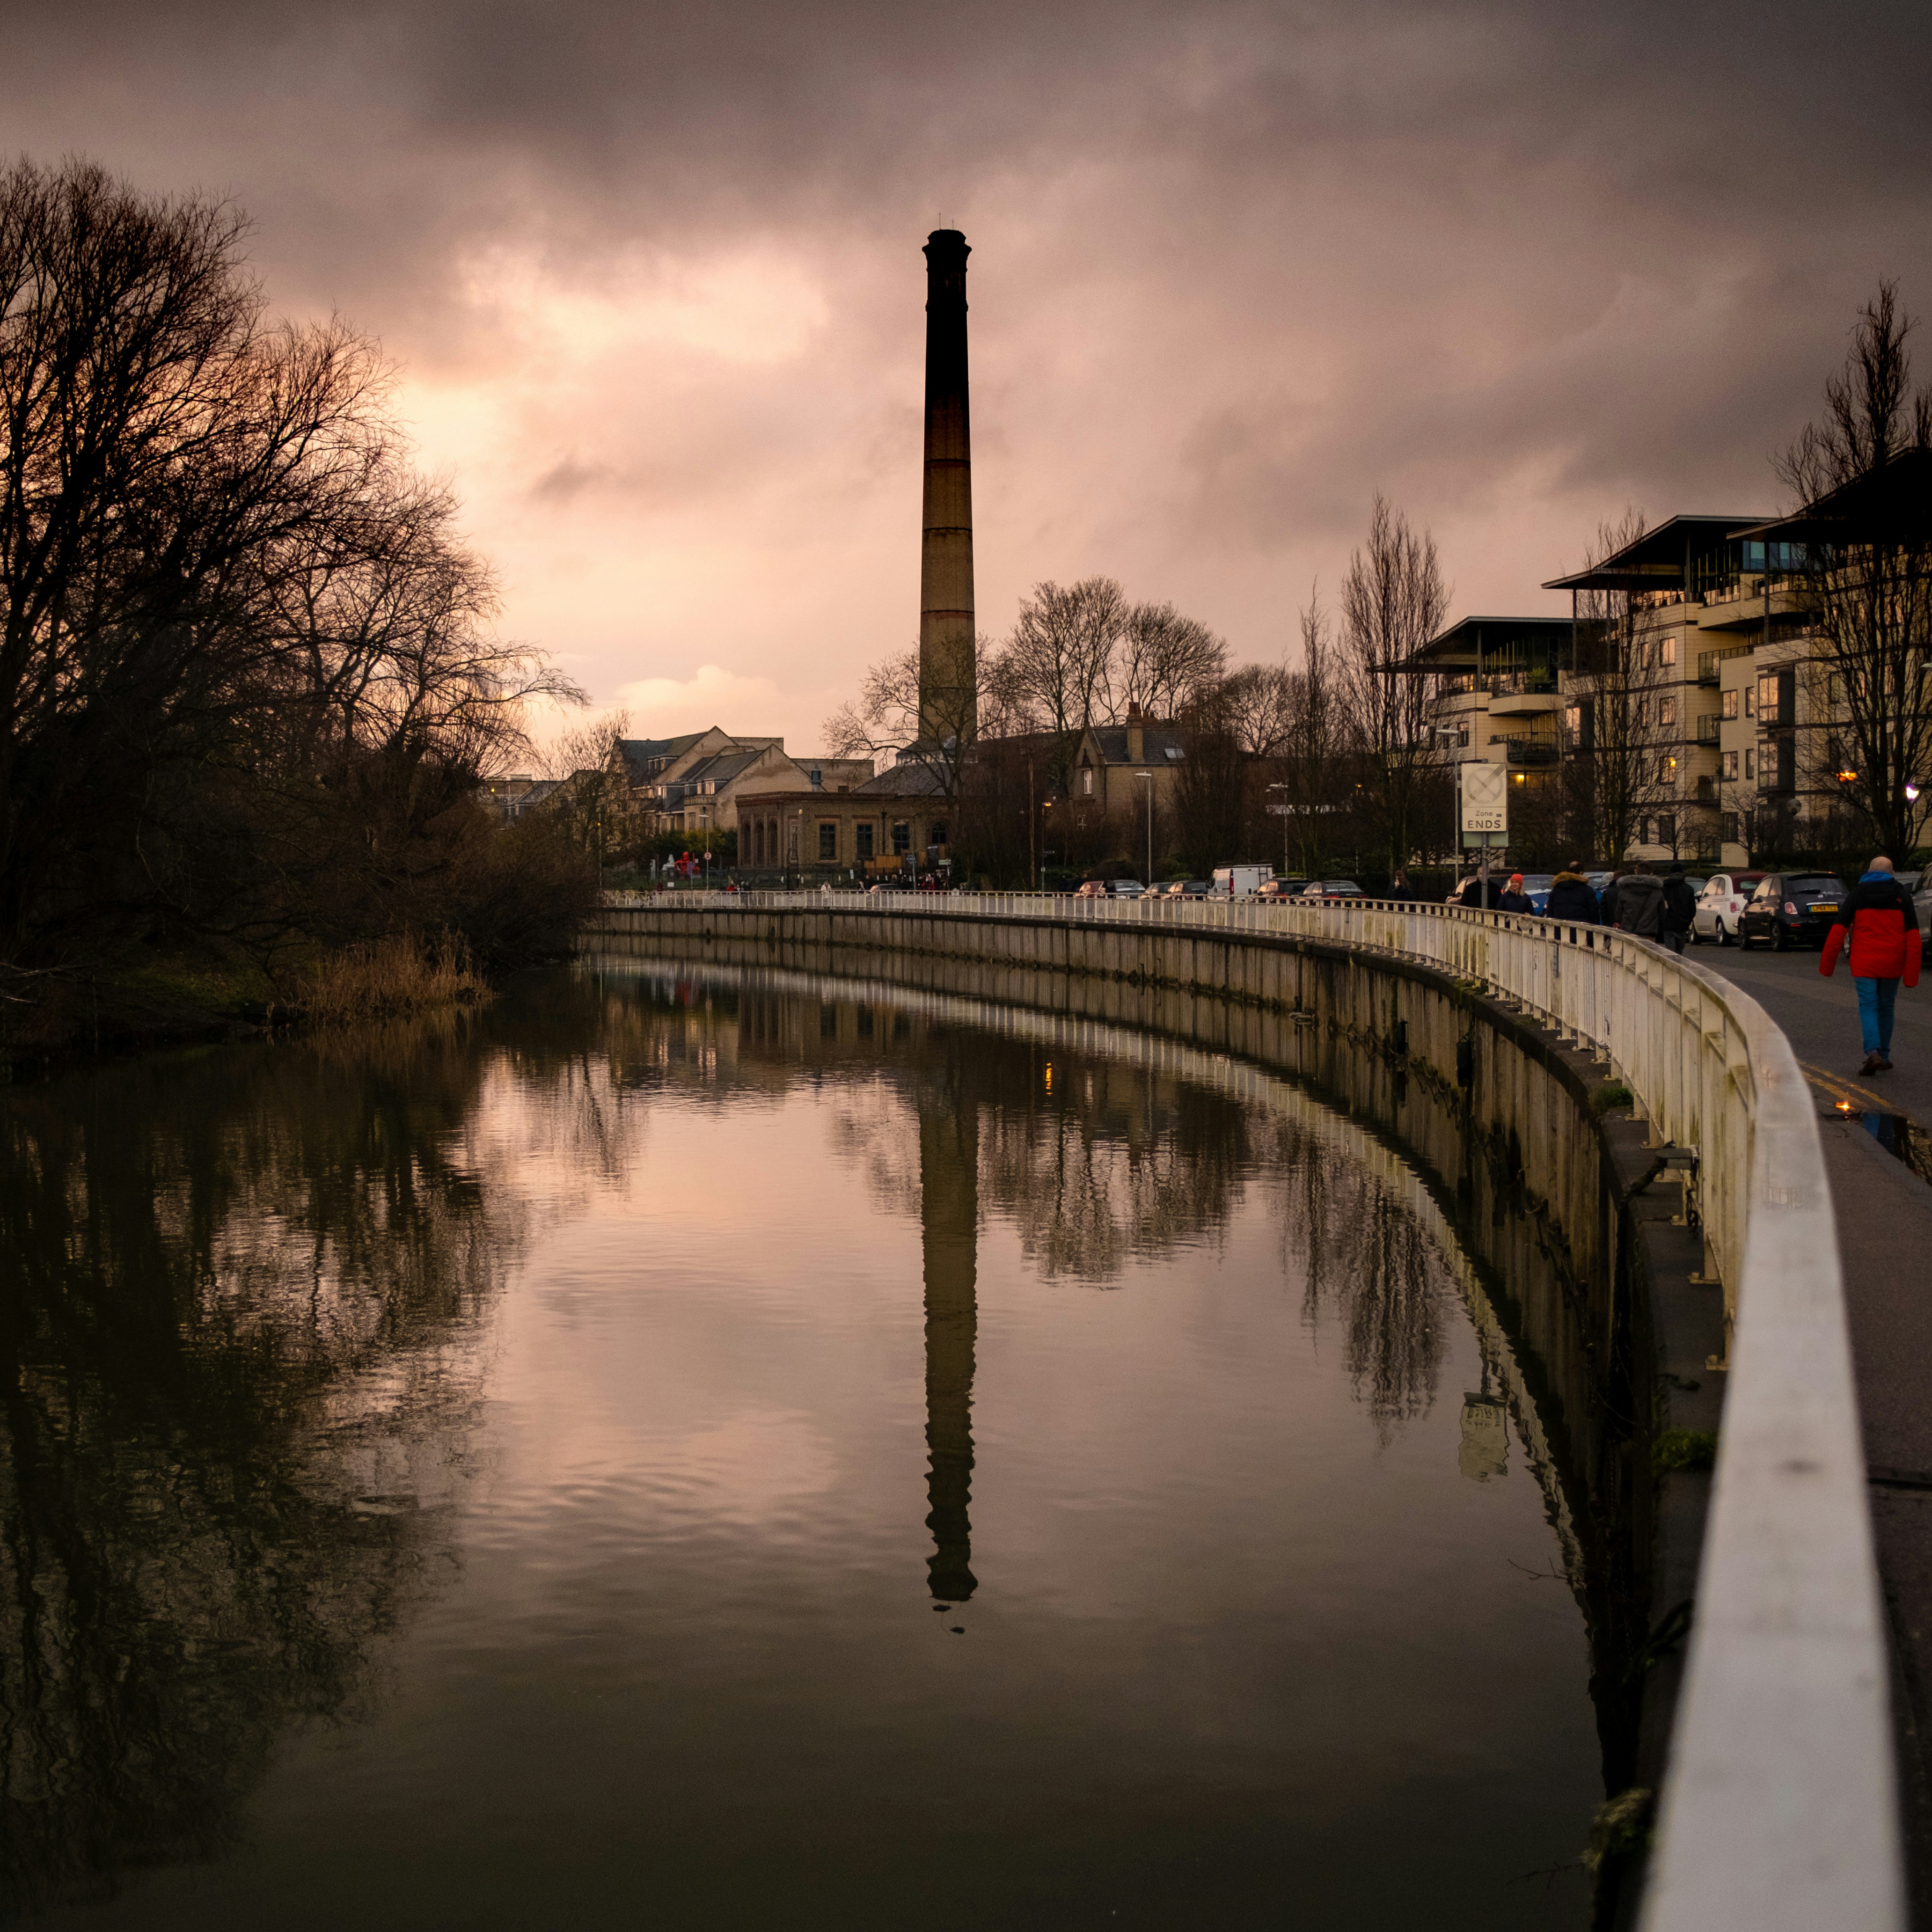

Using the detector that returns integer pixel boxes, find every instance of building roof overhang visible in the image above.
[1541,515,1765,592]
[1383,615,1573,674]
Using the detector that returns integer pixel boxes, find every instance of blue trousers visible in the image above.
[1855,976,1900,1054]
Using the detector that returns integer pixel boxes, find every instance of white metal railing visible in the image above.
[599,886,1900,1930]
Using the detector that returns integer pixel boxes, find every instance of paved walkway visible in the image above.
[1687,936,1932,1921]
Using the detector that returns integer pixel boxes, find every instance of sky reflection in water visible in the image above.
[1,963,1597,1929]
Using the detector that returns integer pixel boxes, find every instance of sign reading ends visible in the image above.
[1460,762,1508,836]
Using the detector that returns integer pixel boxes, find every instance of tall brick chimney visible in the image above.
[919,229,975,745]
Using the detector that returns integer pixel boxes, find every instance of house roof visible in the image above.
[1542,515,1767,592]
[1083,724,1187,765]
[679,747,768,789]
[853,759,948,797]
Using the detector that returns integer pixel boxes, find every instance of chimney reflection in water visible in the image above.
[919,1070,979,1604]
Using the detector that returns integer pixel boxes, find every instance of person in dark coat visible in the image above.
[1659,863,1698,955]
[1383,871,1418,903]
[1456,871,1502,909]
[1612,861,1664,937]
[1544,865,1600,923]
[1497,872,1534,914]
[1821,855,1922,1075]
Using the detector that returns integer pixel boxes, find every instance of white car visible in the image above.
[1690,871,1766,946]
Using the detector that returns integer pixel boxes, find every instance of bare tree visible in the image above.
[1219,662,1294,759]
[1000,577,1127,781]
[1274,589,1350,877]
[0,156,582,985]
[1560,509,1677,865]
[822,636,1013,801]
[1774,282,1932,857]
[1111,602,1228,722]
[1337,496,1449,875]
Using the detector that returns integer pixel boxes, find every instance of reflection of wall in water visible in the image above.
[585,922,1652,1793]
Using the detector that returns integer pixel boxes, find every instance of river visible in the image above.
[0,960,1601,1928]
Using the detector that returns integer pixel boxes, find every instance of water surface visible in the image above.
[0,963,1598,1928]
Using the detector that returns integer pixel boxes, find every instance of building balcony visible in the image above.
[1695,716,1721,745]
[1695,777,1719,805]
[1697,651,1720,686]
[1503,737,1559,768]
[1487,688,1563,717]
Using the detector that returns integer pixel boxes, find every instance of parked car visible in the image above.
[1916,882,1932,940]
[1739,871,1847,950]
[1690,871,1764,945]
[1302,880,1364,900]
[1517,873,1557,913]
[1256,877,1311,899]
[1107,879,1144,899]
[1174,879,1211,898]
[1074,879,1109,899]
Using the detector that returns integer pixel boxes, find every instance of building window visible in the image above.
[856,823,875,859]
[929,820,948,849]
[1636,696,1648,727]
[1660,636,1679,667]
[1744,749,1755,781]
[892,820,911,855]
[1079,768,1095,796]
[1828,672,1845,706]
[1721,688,1739,721]
[1659,755,1676,784]
[1657,813,1676,845]
[1722,750,1739,780]
[1660,695,1677,727]
[1721,812,1740,842]
[818,821,837,861]
[1744,687,1756,717]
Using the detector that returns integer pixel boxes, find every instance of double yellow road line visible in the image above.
[1800,1058,1902,1118]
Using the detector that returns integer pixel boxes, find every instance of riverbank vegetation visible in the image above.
[0,158,595,1064]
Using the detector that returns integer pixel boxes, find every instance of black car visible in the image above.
[1740,871,1848,950]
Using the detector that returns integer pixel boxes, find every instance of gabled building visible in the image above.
[612,727,872,842]
[1067,711,1188,821]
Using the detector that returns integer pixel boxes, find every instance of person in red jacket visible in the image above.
[1821,855,1923,1075]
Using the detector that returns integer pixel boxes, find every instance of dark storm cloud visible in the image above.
[4,0,1931,733]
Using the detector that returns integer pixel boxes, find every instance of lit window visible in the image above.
[1660,637,1679,667]
[1080,768,1095,796]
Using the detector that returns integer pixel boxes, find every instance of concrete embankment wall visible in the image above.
[586,898,1723,1900]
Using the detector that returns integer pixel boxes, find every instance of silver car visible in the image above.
[1690,871,1766,946]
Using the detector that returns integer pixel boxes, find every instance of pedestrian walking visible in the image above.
[1384,870,1417,903]
[1497,873,1533,914]
[1821,854,1922,1075]
[1659,863,1697,955]
[1544,864,1600,923]
[1612,861,1663,937]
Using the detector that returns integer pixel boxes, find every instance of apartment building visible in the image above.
[1392,615,1571,784]
[1545,515,1817,868]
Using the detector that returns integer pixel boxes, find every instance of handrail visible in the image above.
[599,887,1901,1930]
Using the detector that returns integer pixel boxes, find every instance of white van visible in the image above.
[1210,865,1272,898]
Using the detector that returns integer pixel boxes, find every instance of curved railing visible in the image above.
[600,887,1902,1929]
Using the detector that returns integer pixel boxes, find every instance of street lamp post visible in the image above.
[1136,770,1154,887]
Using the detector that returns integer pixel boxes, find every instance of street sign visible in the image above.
[1460,762,1508,838]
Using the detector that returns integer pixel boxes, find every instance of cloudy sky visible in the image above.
[8,0,1930,752]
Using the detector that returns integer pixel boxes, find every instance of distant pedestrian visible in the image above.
[1497,873,1533,914]
[1613,861,1663,937]
[1659,863,1697,955]
[1821,855,1922,1076]
[1384,871,1418,903]
[1456,871,1502,909]
[1544,864,1600,924]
